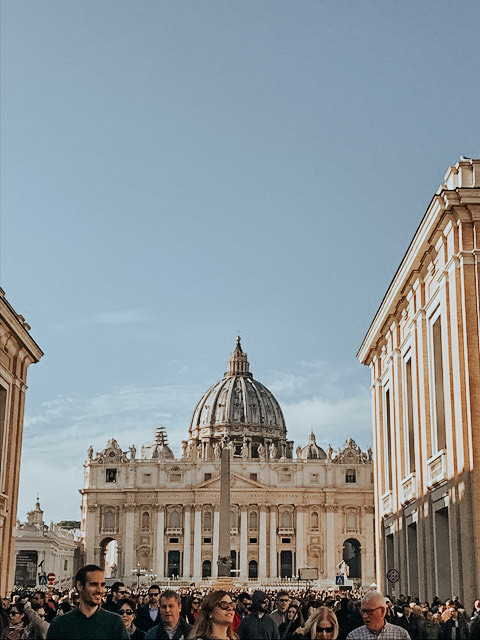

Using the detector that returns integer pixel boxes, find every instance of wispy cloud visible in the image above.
[53,308,153,331]
[264,359,372,450]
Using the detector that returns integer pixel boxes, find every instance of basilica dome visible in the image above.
[185,338,290,459]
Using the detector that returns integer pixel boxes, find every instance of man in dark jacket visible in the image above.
[238,591,280,640]
[103,582,128,613]
[145,590,190,640]
[135,585,161,631]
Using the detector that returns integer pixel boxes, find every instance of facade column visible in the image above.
[259,505,267,578]
[212,506,220,578]
[193,505,202,581]
[363,505,375,585]
[153,506,165,578]
[85,505,98,565]
[296,507,306,571]
[240,506,248,580]
[124,505,136,582]
[183,506,191,579]
[269,506,277,578]
[325,504,337,580]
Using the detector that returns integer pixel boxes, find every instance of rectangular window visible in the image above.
[64,559,68,571]
[203,537,212,544]
[105,468,117,483]
[249,537,258,544]
[169,537,179,544]
[249,473,258,481]
[204,473,212,481]
[345,469,356,483]
[405,358,415,474]
[432,317,446,452]
[281,538,291,544]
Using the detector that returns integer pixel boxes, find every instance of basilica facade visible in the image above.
[81,340,374,587]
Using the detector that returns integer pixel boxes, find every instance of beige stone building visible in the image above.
[358,158,480,605]
[81,340,374,588]
[14,497,80,590]
[0,289,43,596]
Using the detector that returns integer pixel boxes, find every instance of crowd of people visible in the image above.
[1,564,479,640]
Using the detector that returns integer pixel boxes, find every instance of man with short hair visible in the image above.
[104,581,128,613]
[145,590,190,640]
[135,585,162,631]
[269,591,291,628]
[346,592,411,639]
[233,592,252,631]
[238,591,280,640]
[46,564,129,639]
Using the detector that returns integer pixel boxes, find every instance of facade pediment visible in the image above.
[195,472,266,491]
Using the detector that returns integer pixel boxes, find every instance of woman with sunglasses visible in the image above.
[189,591,237,640]
[182,595,202,625]
[4,603,27,640]
[118,598,145,640]
[303,607,339,640]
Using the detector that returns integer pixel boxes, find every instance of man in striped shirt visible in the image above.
[346,592,411,639]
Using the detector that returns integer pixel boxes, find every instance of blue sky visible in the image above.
[1,1,479,523]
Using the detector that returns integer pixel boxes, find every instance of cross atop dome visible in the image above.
[226,336,251,376]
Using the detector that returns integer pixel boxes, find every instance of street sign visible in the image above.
[47,572,56,587]
[386,568,400,583]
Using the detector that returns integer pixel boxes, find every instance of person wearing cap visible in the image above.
[346,592,410,639]
[237,591,279,640]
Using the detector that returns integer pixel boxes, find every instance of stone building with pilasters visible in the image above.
[81,339,374,587]
[358,158,480,606]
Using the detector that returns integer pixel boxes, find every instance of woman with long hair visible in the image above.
[189,591,237,640]
[303,606,339,640]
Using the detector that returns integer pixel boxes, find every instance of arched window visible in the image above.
[343,538,361,579]
[249,511,258,531]
[203,511,212,531]
[141,511,150,531]
[311,511,319,530]
[281,510,292,528]
[202,560,212,578]
[248,560,258,579]
[169,509,181,529]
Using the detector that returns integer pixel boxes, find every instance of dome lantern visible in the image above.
[185,339,292,459]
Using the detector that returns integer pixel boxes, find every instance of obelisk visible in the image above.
[216,440,232,581]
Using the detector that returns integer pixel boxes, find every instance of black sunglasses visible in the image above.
[216,601,235,610]
[317,627,334,634]
[120,609,134,615]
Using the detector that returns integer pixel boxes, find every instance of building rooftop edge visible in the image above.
[0,289,44,361]
[357,158,480,364]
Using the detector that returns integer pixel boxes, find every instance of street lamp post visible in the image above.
[131,562,146,591]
